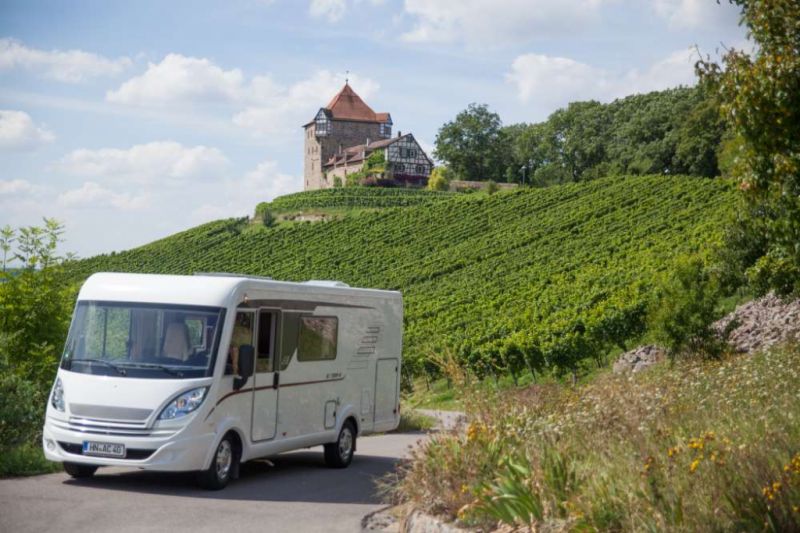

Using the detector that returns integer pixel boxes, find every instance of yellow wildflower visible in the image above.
[689,458,701,474]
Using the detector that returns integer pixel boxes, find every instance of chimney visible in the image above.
[397,130,402,138]
[365,138,370,147]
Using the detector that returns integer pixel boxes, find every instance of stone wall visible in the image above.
[303,120,382,190]
[449,180,519,192]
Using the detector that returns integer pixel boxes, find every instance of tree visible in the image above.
[673,88,725,177]
[505,122,550,185]
[434,103,506,182]
[0,226,14,272]
[698,0,800,294]
[0,218,74,386]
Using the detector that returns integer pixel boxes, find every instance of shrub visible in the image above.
[0,368,45,450]
[427,167,451,191]
[0,443,60,477]
[485,180,498,195]
[649,257,724,358]
[259,208,276,228]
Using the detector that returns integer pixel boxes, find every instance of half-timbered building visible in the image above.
[303,83,433,190]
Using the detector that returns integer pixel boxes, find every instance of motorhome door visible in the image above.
[251,309,279,441]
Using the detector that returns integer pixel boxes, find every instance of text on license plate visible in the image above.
[82,441,125,458]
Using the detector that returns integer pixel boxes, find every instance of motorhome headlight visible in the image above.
[51,377,65,412]
[158,387,208,420]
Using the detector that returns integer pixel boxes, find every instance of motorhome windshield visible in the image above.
[61,301,225,379]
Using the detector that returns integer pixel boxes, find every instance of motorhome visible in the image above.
[42,272,402,489]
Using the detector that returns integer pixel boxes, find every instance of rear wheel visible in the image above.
[63,462,98,479]
[324,420,356,468]
[197,434,238,490]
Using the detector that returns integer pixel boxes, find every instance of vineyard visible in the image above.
[255,187,455,215]
[66,175,735,378]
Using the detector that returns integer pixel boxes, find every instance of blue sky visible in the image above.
[0,0,746,258]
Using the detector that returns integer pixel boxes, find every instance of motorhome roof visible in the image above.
[78,272,399,307]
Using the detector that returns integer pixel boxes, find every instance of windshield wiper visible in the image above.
[118,362,185,377]
[69,358,127,376]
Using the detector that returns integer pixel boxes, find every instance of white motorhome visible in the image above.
[42,273,402,489]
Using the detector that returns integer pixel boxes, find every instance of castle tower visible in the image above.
[303,83,392,190]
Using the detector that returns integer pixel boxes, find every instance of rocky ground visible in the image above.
[712,292,800,353]
[614,292,800,373]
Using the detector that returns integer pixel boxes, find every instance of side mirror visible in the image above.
[234,344,255,390]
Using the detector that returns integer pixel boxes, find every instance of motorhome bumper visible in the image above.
[42,424,215,472]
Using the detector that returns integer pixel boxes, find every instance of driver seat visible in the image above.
[163,322,191,361]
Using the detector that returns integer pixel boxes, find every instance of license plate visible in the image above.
[83,441,125,458]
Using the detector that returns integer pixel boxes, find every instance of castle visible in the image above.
[303,83,433,190]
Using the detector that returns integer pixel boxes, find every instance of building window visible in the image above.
[297,317,338,361]
[416,165,426,174]
[394,163,405,173]
[380,123,392,138]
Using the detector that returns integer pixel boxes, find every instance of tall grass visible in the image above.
[394,344,800,531]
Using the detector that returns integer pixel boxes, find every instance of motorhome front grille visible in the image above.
[50,417,177,438]
[58,441,155,460]
[69,403,152,422]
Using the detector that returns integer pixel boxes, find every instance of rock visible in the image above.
[613,345,666,374]
[713,292,800,354]
[613,292,800,375]
[402,510,470,533]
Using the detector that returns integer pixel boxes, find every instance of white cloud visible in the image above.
[233,70,379,137]
[308,0,386,22]
[653,0,740,29]
[192,160,300,220]
[507,48,698,117]
[57,181,148,210]
[106,53,379,139]
[56,141,229,184]
[309,0,347,21]
[0,38,131,83]
[0,178,44,196]
[401,0,606,45]
[241,160,300,200]
[107,54,247,106]
[0,110,55,151]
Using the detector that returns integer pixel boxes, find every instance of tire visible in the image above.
[197,434,238,490]
[63,462,98,479]
[324,420,356,468]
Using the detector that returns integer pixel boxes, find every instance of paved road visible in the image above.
[0,431,429,533]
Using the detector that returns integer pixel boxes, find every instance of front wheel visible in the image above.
[197,434,238,490]
[324,420,356,468]
[63,462,98,479]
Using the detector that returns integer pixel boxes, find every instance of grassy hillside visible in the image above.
[398,344,800,531]
[67,175,735,376]
[255,187,455,215]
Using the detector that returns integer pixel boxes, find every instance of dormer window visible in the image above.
[315,109,331,137]
[379,115,393,138]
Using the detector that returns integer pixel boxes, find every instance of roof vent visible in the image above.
[303,280,350,288]
[194,272,273,281]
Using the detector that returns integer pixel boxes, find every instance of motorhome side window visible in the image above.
[256,310,277,373]
[226,311,254,375]
[297,316,338,362]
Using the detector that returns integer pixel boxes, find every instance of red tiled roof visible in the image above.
[323,83,389,123]
[323,134,410,168]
